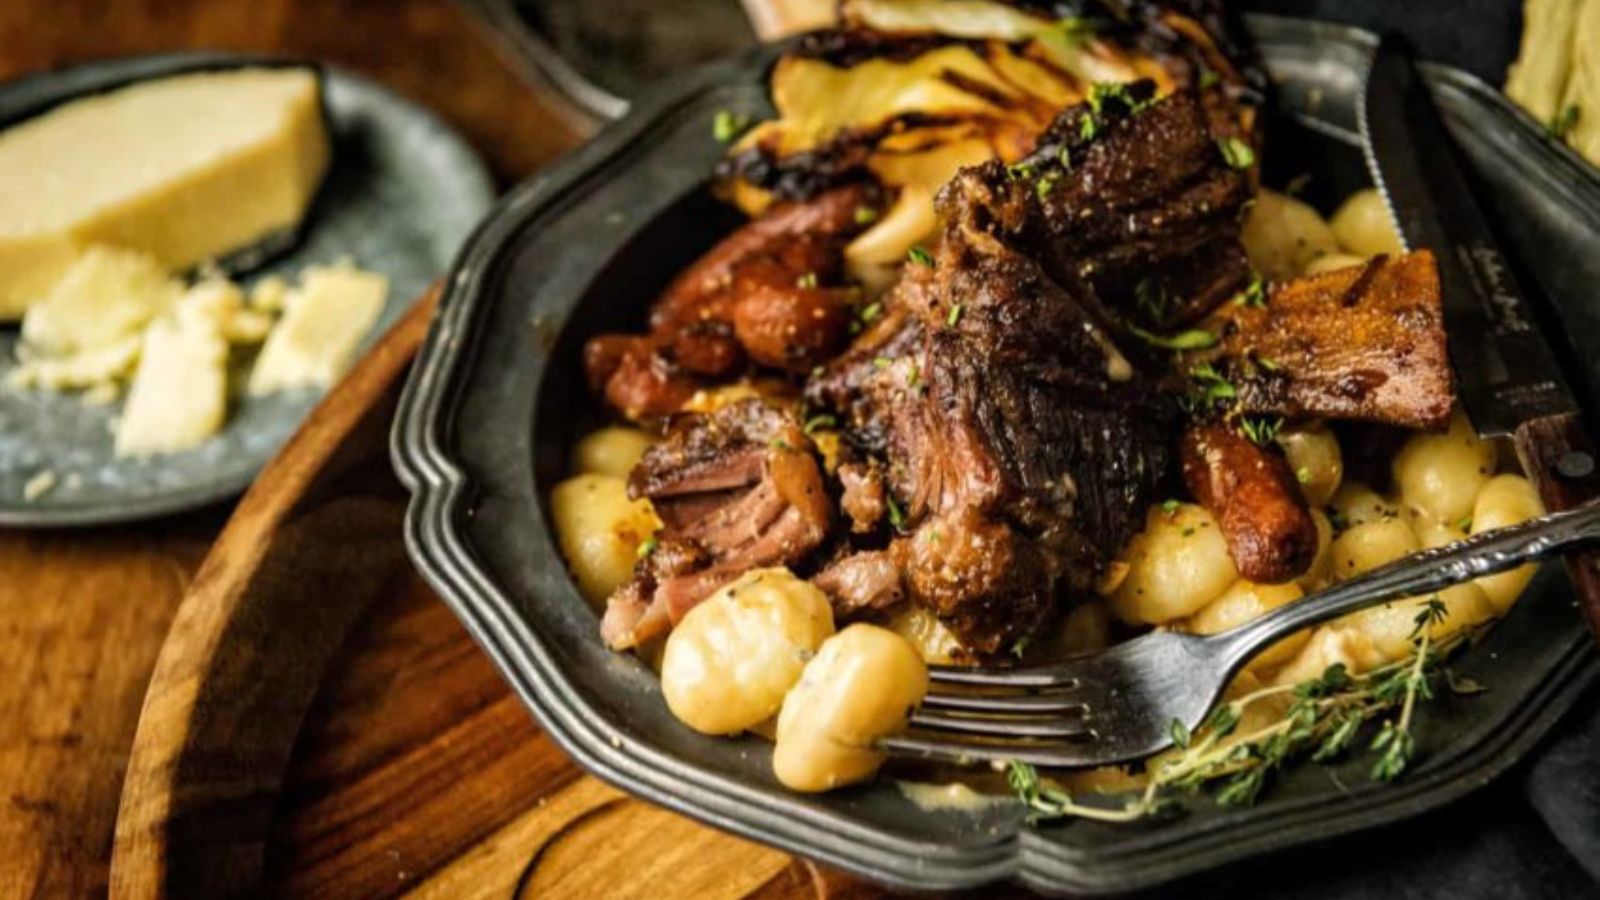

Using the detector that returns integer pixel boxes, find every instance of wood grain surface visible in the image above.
[0,1,906,898]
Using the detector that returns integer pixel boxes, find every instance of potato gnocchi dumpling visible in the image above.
[1330,517,1420,582]
[1240,189,1342,281]
[1180,579,1309,672]
[1301,252,1368,275]
[1471,474,1545,613]
[1330,188,1404,258]
[773,624,929,792]
[1392,412,1497,525]
[1299,509,1336,592]
[1336,583,1495,661]
[661,568,835,735]
[1272,625,1386,685]
[1328,481,1400,530]
[886,603,963,664]
[572,426,656,479]
[1275,422,1343,507]
[550,474,661,605]
[1110,503,1237,626]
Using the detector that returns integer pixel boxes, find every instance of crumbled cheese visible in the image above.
[22,470,57,501]
[249,263,387,394]
[113,293,230,457]
[20,246,181,355]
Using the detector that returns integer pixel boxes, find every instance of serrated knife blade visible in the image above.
[1359,34,1579,438]
[1361,33,1600,648]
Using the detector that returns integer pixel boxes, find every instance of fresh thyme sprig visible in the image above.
[1008,611,1475,824]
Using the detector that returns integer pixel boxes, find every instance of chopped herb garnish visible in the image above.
[1232,274,1266,308]
[1170,718,1192,749]
[635,536,658,559]
[907,246,935,267]
[1161,498,1180,517]
[1198,66,1221,89]
[853,205,879,225]
[1129,325,1218,351]
[885,493,907,533]
[1079,113,1099,141]
[859,302,882,324]
[1456,516,1473,531]
[1181,527,1196,537]
[803,414,837,435]
[1217,136,1256,169]
[1238,414,1284,446]
[769,437,793,452]
[1189,363,1237,405]
[1007,161,1036,181]
[1549,104,1581,140]
[1057,145,1072,170]
[873,356,892,370]
[1135,277,1169,321]
[1011,635,1032,659]
[712,109,751,143]
[1297,466,1311,485]
[1035,171,1060,200]
[796,271,818,290]
[947,303,964,327]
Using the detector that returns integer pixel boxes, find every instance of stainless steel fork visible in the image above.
[882,499,1600,769]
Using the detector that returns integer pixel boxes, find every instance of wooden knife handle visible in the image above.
[1514,411,1600,648]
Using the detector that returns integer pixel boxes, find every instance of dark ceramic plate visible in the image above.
[393,16,1600,895]
[0,53,494,527]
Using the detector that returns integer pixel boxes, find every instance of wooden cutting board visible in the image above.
[105,294,891,898]
[0,2,932,897]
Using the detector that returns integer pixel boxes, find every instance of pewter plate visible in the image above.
[394,17,1600,895]
[0,53,494,527]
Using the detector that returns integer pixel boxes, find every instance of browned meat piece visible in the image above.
[1184,252,1452,429]
[585,185,877,421]
[812,548,905,617]
[1180,422,1318,583]
[598,399,832,649]
[797,94,1259,653]
[837,460,886,533]
[1020,81,1255,331]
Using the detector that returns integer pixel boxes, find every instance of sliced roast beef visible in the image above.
[598,399,832,649]
[1182,252,1452,429]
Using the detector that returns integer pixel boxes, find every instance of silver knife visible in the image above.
[1361,33,1600,646]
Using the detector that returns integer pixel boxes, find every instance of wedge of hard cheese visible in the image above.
[0,67,330,319]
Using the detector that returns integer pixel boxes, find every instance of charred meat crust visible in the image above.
[584,185,877,421]
[599,400,831,649]
[1180,422,1318,583]
[1184,252,1453,430]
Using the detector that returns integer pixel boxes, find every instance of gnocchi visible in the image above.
[1336,583,1494,661]
[1330,517,1420,582]
[1109,503,1237,625]
[1301,252,1368,275]
[1392,412,1496,525]
[660,568,835,735]
[1471,474,1545,612]
[1328,481,1399,529]
[1330,188,1404,258]
[1299,509,1336,592]
[572,426,655,479]
[1275,422,1343,507]
[1180,579,1310,672]
[773,624,929,792]
[1240,189,1342,281]
[550,474,661,604]
[886,603,963,665]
